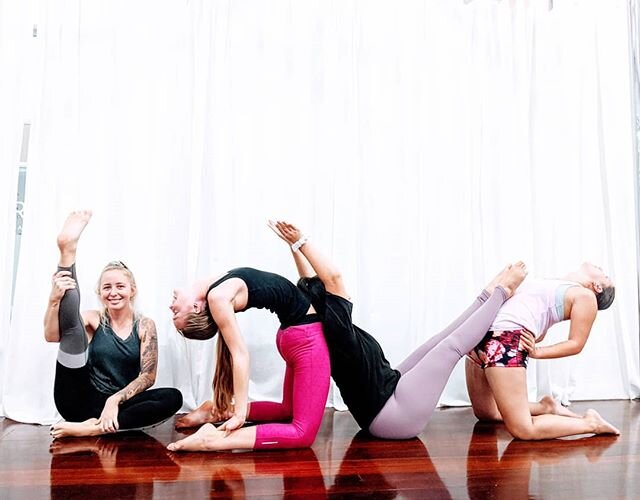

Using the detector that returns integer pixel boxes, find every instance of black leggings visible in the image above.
[54,362,182,429]
[54,262,182,429]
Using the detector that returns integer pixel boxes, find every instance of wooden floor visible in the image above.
[1,400,638,499]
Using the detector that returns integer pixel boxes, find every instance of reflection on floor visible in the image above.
[0,400,638,498]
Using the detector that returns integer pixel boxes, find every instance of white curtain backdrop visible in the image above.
[1,0,638,423]
[0,0,23,417]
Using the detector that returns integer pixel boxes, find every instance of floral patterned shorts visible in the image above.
[468,329,529,369]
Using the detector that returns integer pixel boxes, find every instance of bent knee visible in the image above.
[298,434,316,448]
[472,406,502,422]
[506,422,537,440]
[169,389,184,412]
[283,429,316,448]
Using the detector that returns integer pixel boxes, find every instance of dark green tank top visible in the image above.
[88,318,141,394]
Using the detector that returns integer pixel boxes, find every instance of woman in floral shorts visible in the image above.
[465,264,619,440]
[469,330,529,368]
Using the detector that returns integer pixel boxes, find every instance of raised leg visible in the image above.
[396,263,526,375]
[369,286,511,439]
[54,211,92,369]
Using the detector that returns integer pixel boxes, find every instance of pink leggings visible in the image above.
[249,321,330,449]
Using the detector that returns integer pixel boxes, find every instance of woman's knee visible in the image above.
[159,388,183,413]
[169,388,183,409]
[293,419,322,447]
[505,420,536,440]
[472,405,502,422]
[296,432,316,448]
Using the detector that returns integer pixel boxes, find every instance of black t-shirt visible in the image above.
[208,267,312,328]
[322,293,401,430]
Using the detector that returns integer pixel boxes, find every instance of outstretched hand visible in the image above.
[267,220,288,243]
[267,220,303,245]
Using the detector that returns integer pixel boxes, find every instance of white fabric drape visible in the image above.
[0,0,23,417]
[1,0,638,423]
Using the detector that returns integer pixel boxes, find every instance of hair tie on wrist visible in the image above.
[291,235,309,252]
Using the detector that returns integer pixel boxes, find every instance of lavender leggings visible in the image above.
[248,321,330,449]
[368,287,507,439]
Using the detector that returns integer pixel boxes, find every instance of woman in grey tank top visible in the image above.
[44,211,182,438]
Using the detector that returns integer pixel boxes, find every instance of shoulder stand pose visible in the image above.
[268,220,527,440]
[45,211,182,438]
[465,264,619,439]
[167,267,330,452]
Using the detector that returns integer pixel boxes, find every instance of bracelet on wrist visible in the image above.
[291,235,309,252]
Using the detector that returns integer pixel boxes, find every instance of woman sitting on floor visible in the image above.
[45,211,182,438]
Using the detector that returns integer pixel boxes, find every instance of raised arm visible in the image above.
[98,316,158,433]
[268,220,315,278]
[268,220,349,299]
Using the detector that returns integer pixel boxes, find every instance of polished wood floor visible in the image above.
[1,400,638,498]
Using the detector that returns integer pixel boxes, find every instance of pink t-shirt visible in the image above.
[490,279,579,339]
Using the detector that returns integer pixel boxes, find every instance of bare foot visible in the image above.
[584,409,620,435]
[488,261,527,298]
[167,423,225,452]
[539,395,582,418]
[486,264,511,294]
[175,401,219,429]
[50,418,107,439]
[57,210,92,266]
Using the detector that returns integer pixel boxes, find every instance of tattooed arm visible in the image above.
[98,316,159,433]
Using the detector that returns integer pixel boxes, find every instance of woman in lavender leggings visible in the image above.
[167,267,330,452]
[268,220,527,440]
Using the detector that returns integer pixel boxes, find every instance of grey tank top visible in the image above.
[88,318,141,394]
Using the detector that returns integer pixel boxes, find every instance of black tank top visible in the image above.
[207,268,312,328]
[88,318,141,394]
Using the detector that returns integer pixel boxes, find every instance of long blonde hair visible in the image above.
[179,311,233,412]
[213,338,234,413]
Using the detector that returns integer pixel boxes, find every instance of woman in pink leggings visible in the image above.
[167,267,330,452]
[268,221,527,440]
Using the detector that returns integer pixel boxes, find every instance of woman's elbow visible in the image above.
[44,331,60,343]
[326,271,343,288]
[144,370,157,387]
[566,342,585,356]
